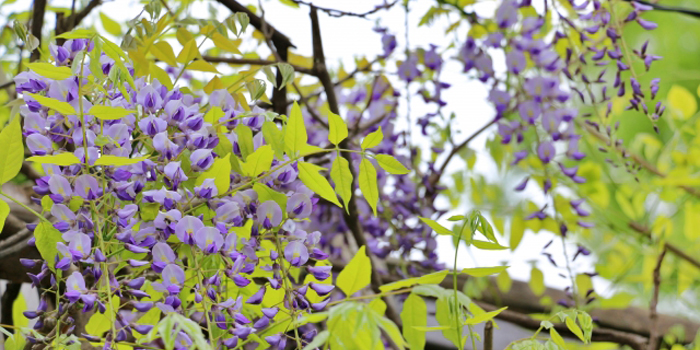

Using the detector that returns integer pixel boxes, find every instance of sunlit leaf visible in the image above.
[336,246,372,296]
[26,153,81,166]
[0,117,23,184]
[359,159,379,216]
[462,265,509,277]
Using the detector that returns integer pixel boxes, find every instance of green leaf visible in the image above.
[550,328,566,349]
[187,60,220,73]
[401,293,427,350]
[34,222,62,269]
[376,315,407,349]
[374,154,409,175]
[0,117,23,184]
[56,28,96,39]
[668,84,697,119]
[26,153,81,166]
[565,317,585,342]
[510,215,525,251]
[463,306,507,325]
[412,284,450,298]
[435,295,464,349]
[530,267,545,296]
[99,12,121,36]
[284,102,308,157]
[330,156,353,211]
[462,265,509,277]
[471,240,508,250]
[361,126,383,149]
[0,201,9,233]
[94,155,149,166]
[328,112,348,145]
[235,125,254,159]
[380,270,449,292]
[359,159,379,216]
[177,39,201,64]
[26,93,77,115]
[336,246,372,296]
[88,105,135,120]
[241,145,273,177]
[204,106,224,124]
[262,121,285,159]
[151,41,178,67]
[26,62,73,80]
[297,161,341,207]
[211,32,241,54]
[253,183,287,213]
[419,217,453,235]
[195,153,231,194]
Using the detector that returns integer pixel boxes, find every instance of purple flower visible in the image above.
[256,201,283,230]
[284,241,309,267]
[537,142,555,164]
[65,272,86,303]
[287,193,312,219]
[152,242,177,272]
[190,149,214,171]
[195,227,224,254]
[74,175,101,200]
[153,264,185,294]
[175,216,204,245]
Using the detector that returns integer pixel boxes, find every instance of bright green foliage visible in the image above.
[34,222,62,269]
[297,161,342,207]
[196,154,232,194]
[328,112,348,145]
[26,153,81,166]
[94,155,149,166]
[241,145,274,177]
[359,158,379,216]
[285,102,307,157]
[336,246,372,296]
[88,105,135,120]
[330,156,353,211]
[0,117,23,184]
[401,293,427,350]
[462,265,509,277]
[375,154,410,175]
[361,126,383,149]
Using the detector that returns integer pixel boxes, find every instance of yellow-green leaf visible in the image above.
[375,154,409,175]
[0,201,9,234]
[253,183,287,213]
[34,221,62,269]
[419,217,452,235]
[668,85,697,120]
[297,161,341,207]
[151,41,178,67]
[26,93,76,115]
[359,158,379,216]
[380,270,449,292]
[150,63,173,90]
[187,60,220,74]
[327,112,348,145]
[463,306,507,325]
[529,267,545,296]
[99,12,121,36]
[242,145,274,177]
[26,153,81,166]
[26,62,73,80]
[472,240,508,250]
[361,126,383,149]
[330,157,353,211]
[566,317,585,342]
[196,153,232,194]
[0,117,23,184]
[262,121,285,159]
[94,155,149,166]
[336,246,372,296]
[89,105,134,120]
[284,102,307,157]
[177,39,201,64]
[211,32,241,54]
[56,29,97,39]
[550,328,566,349]
[510,215,525,251]
[401,293,426,350]
[462,265,509,277]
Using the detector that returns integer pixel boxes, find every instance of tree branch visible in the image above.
[55,0,102,36]
[309,4,403,329]
[29,0,47,62]
[628,222,700,270]
[292,0,398,18]
[622,0,700,19]
[648,248,667,350]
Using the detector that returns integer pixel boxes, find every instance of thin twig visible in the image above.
[484,320,494,350]
[202,55,316,76]
[648,248,667,350]
[292,0,398,18]
[29,0,47,61]
[628,222,700,270]
[622,0,700,19]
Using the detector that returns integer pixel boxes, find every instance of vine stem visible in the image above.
[0,191,45,222]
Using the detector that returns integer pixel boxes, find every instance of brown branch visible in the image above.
[292,0,399,18]
[478,302,648,350]
[215,0,295,50]
[201,55,316,76]
[309,4,403,329]
[483,320,493,350]
[55,0,102,36]
[648,248,667,350]
[29,0,47,62]
[628,222,700,270]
